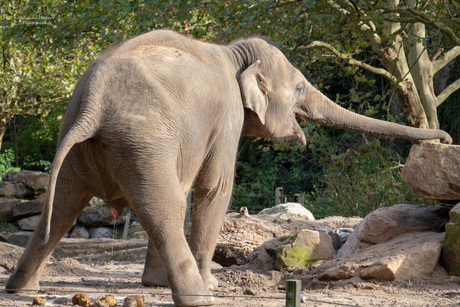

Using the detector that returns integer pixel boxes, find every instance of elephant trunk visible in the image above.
[295,83,453,144]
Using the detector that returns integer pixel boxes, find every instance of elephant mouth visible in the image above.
[289,112,306,146]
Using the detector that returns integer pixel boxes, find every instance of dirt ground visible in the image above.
[1,215,459,306]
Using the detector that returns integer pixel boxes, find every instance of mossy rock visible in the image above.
[275,229,333,269]
[442,203,460,275]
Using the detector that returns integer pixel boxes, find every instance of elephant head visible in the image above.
[238,41,452,145]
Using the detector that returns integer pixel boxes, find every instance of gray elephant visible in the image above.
[6,30,452,306]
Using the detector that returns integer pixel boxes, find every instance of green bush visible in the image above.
[303,129,437,218]
[0,148,20,177]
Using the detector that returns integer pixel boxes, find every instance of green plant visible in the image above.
[0,148,20,177]
[303,128,437,218]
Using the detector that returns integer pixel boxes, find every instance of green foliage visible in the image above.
[303,127,435,218]
[1,0,455,218]
[232,138,318,211]
[0,148,20,177]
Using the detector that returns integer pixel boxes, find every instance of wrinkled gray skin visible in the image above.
[6,30,452,306]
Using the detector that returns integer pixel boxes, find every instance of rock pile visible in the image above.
[0,171,49,246]
[0,170,144,247]
[217,202,459,281]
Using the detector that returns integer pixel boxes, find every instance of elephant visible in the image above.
[6,30,452,306]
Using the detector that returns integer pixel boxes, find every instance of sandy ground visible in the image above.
[1,258,459,306]
[1,215,459,306]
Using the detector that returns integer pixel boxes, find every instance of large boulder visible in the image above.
[337,204,449,258]
[318,231,444,282]
[0,198,23,222]
[275,229,333,269]
[7,231,33,247]
[12,197,46,218]
[1,170,49,198]
[258,203,315,220]
[442,202,460,275]
[402,143,460,202]
[70,225,90,239]
[18,214,42,231]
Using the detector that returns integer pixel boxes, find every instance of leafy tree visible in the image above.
[303,0,460,129]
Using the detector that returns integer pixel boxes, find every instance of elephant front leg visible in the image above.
[142,238,168,287]
[189,161,235,291]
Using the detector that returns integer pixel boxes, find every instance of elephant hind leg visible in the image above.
[6,172,91,293]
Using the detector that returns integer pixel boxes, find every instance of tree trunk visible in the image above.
[380,0,429,128]
[408,22,439,129]
[0,124,5,153]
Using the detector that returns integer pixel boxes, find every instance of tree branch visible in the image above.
[382,6,460,46]
[305,41,398,84]
[326,0,380,43]
[437,78,460,106]
[432,46,460,74]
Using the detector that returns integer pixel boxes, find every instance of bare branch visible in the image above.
[431,48,444,62]
[382,6,460,46]
[437,78,460,106]
[305,41,399,84]
[432,46,460,74]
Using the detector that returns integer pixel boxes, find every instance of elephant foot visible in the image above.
[141,267,169,287]
[173,287,214,307]
[201,272,219,291]
[5,274,40,293]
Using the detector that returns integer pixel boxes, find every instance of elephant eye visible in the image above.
[295,82,306,95]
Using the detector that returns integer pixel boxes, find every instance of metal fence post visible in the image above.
[285,279,301,307]
[275,187,284,205]
[122,210,131,240]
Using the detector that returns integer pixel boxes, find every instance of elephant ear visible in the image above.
[239,60,269,125]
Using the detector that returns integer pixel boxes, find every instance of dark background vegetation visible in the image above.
[1,0,459,218]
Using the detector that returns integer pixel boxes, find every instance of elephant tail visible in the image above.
[42,109,102,245]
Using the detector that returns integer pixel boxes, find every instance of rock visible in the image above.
[1,170,49,198]
[314,226,354,252]
[89,227,116,239]
[275,229,333,269]
[335,228,354,247]
[18,214,42,231]
[258,203,315,220]
[442,202,460,275]
[32,296,46,306]
[0,198,23,222]
[337,204,450,258]
[0,181,27,198]
[12,197,46,218]
[72,293,91,307]
[123,295,145,307]
[100,294,117,307]
[7,231,33,247]
[358,232,444,281]
[91,299,110,307]
[128,223,147,240]
[70,225,90,239]
[318,232,444,282]
[402,143,460,201]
